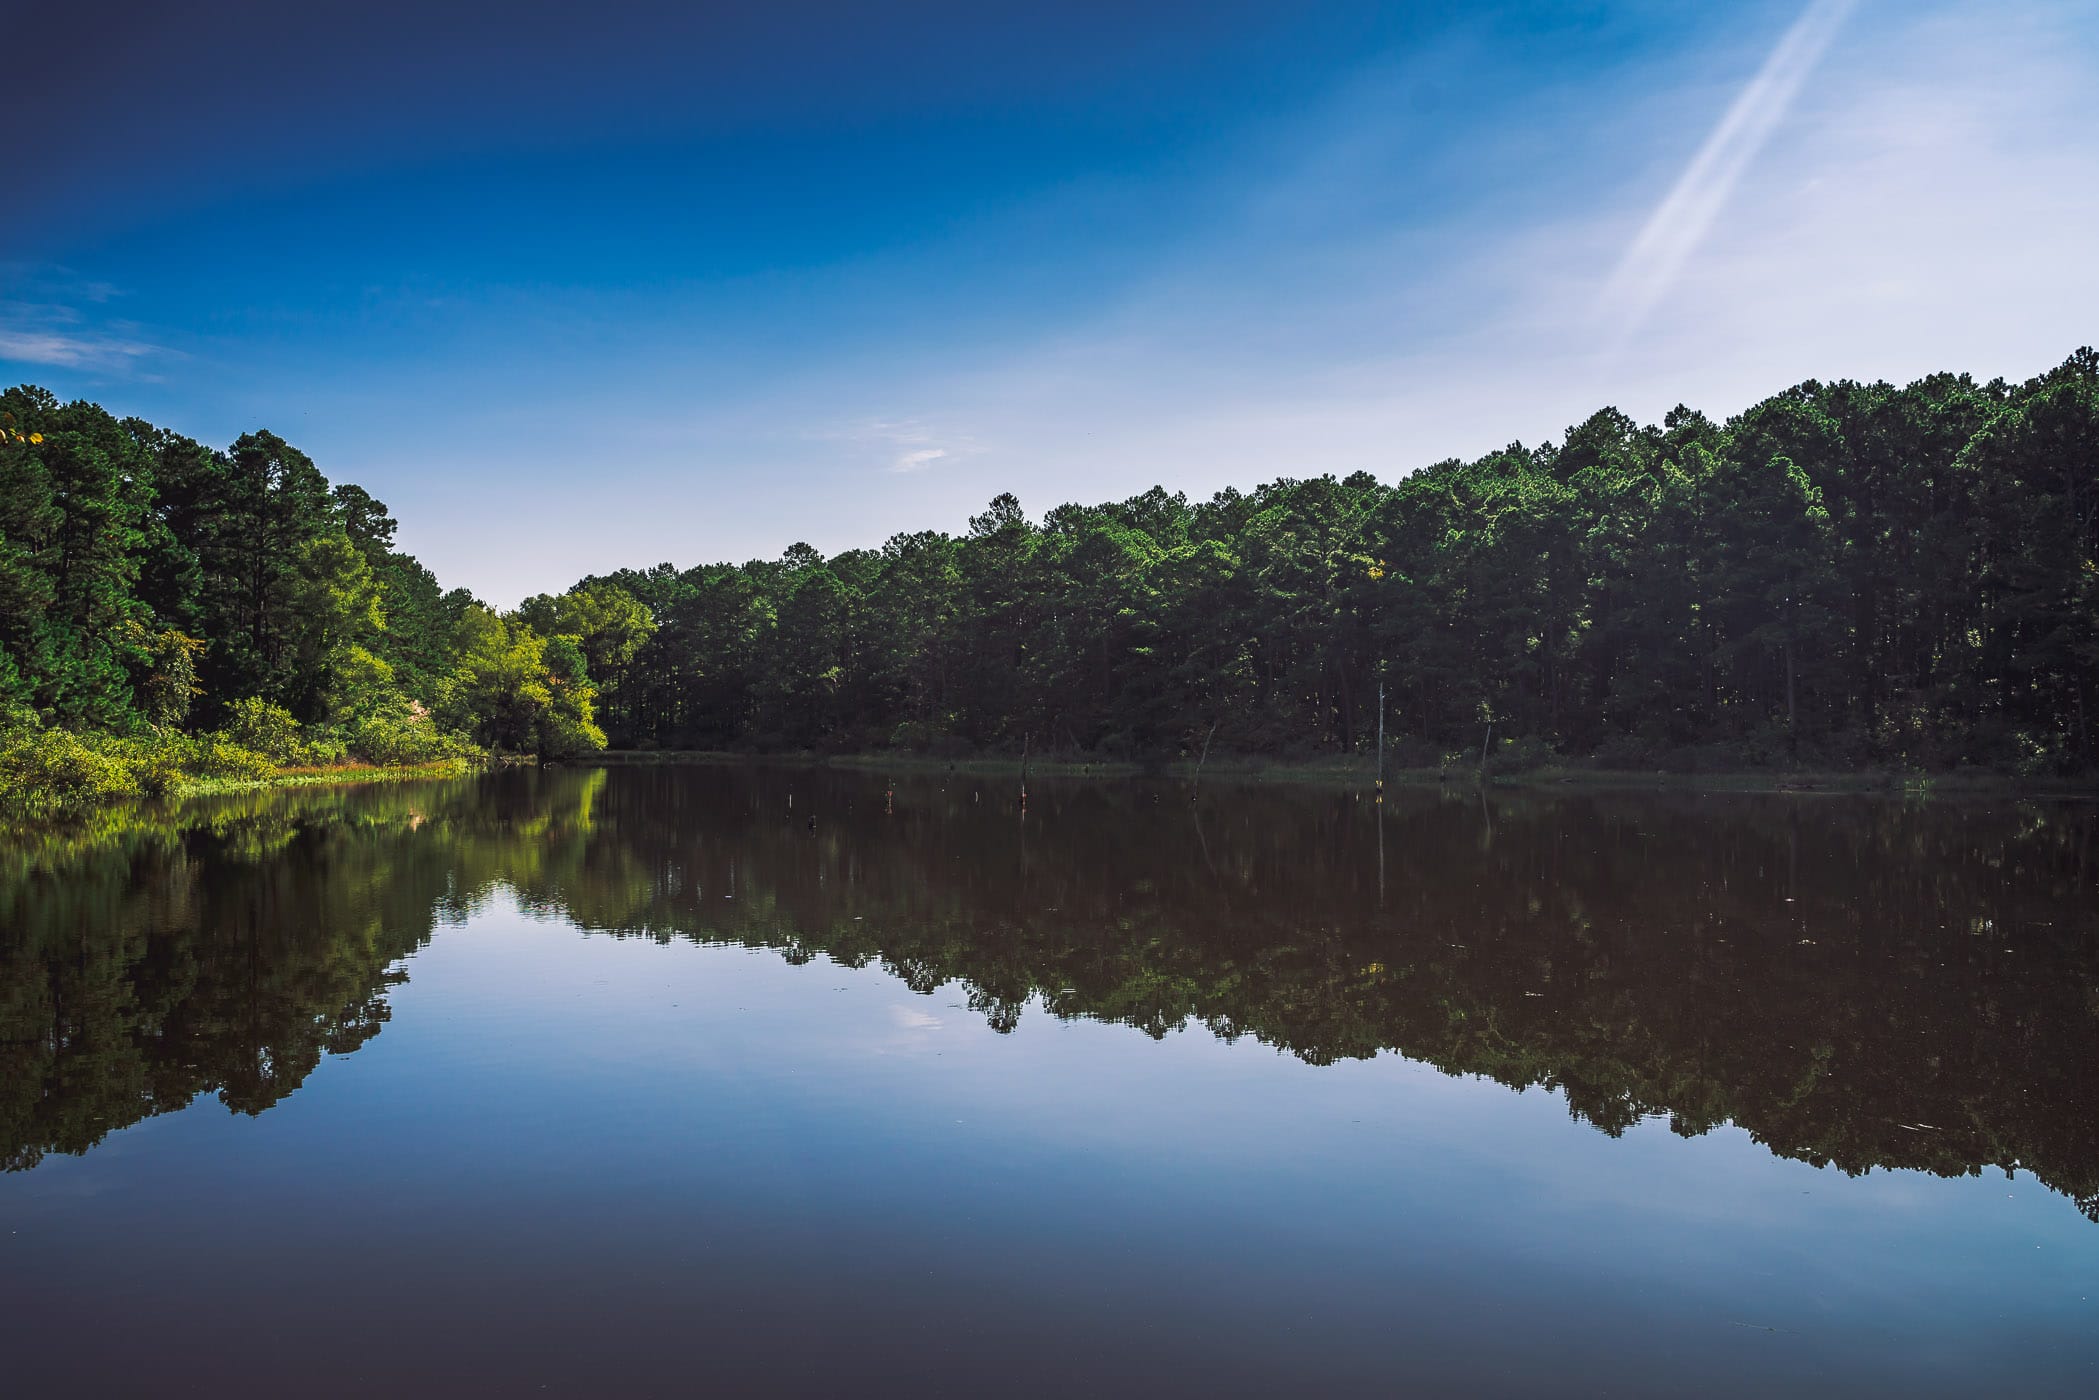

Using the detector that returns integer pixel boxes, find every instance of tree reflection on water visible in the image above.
[5,766,2095,1223]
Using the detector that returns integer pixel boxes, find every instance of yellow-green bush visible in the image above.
[0,729,145,820]
[347,713,477,766]
[139,734,275,790]
[0,728,273,822]
[0,706,476,826]
[219,697,304,763]
[290,732,350,767]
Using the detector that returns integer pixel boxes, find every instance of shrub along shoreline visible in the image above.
[0,700,481,825]
[10,734,2088,831]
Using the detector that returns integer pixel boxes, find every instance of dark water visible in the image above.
[3,767,2097,1397]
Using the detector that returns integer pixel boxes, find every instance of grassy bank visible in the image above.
[0,718,482,826]
[171,757,477,800]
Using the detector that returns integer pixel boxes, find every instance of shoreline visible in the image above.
[172,757,477,800]
[0,758,477,836]
[584,749,2099,798]
[11,749,2092,837]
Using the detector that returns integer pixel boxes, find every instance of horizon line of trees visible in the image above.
[8,346,2097,777]
[553,349,2098,774]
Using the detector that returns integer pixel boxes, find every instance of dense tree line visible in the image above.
[0,387,608,812]
[560,350,2098,773]
[10,349,2096,782]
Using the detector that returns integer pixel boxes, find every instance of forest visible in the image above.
[575,348,2099,775]
[0,385,604,818]
[3,346,2096,815]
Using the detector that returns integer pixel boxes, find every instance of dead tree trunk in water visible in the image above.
[1376,680,1385,790]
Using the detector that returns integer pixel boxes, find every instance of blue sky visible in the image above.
[6,0,2097,604]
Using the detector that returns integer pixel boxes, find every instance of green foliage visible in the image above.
[1484,735,1558,777]
[329,645,400,724]
[570,351,2099,774]
[129,625,204,727]
[5,349,2099,793]
[517,581,655,683]
[0,726,277,822]
[0,388,495,819]
[346,711,477,767]
[439,606,607,759]
[284,530,387,720]
[0,728,143,820]
[220,697,303,764]
[0,388,155,729]
[155,734,278,784]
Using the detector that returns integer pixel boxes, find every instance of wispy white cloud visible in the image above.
[0,325,159,369]
[890,446,947,473]
[1598,0,1859,347]
[809,416,974,476]
[889,1004,941,1031]
[821,0,2096,509]
[0,273,164,372]
[182,0,2099,606]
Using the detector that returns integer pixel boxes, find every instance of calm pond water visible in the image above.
[3,765,2096,1396]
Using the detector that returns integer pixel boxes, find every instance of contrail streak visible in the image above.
[1600,0,1859,343]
